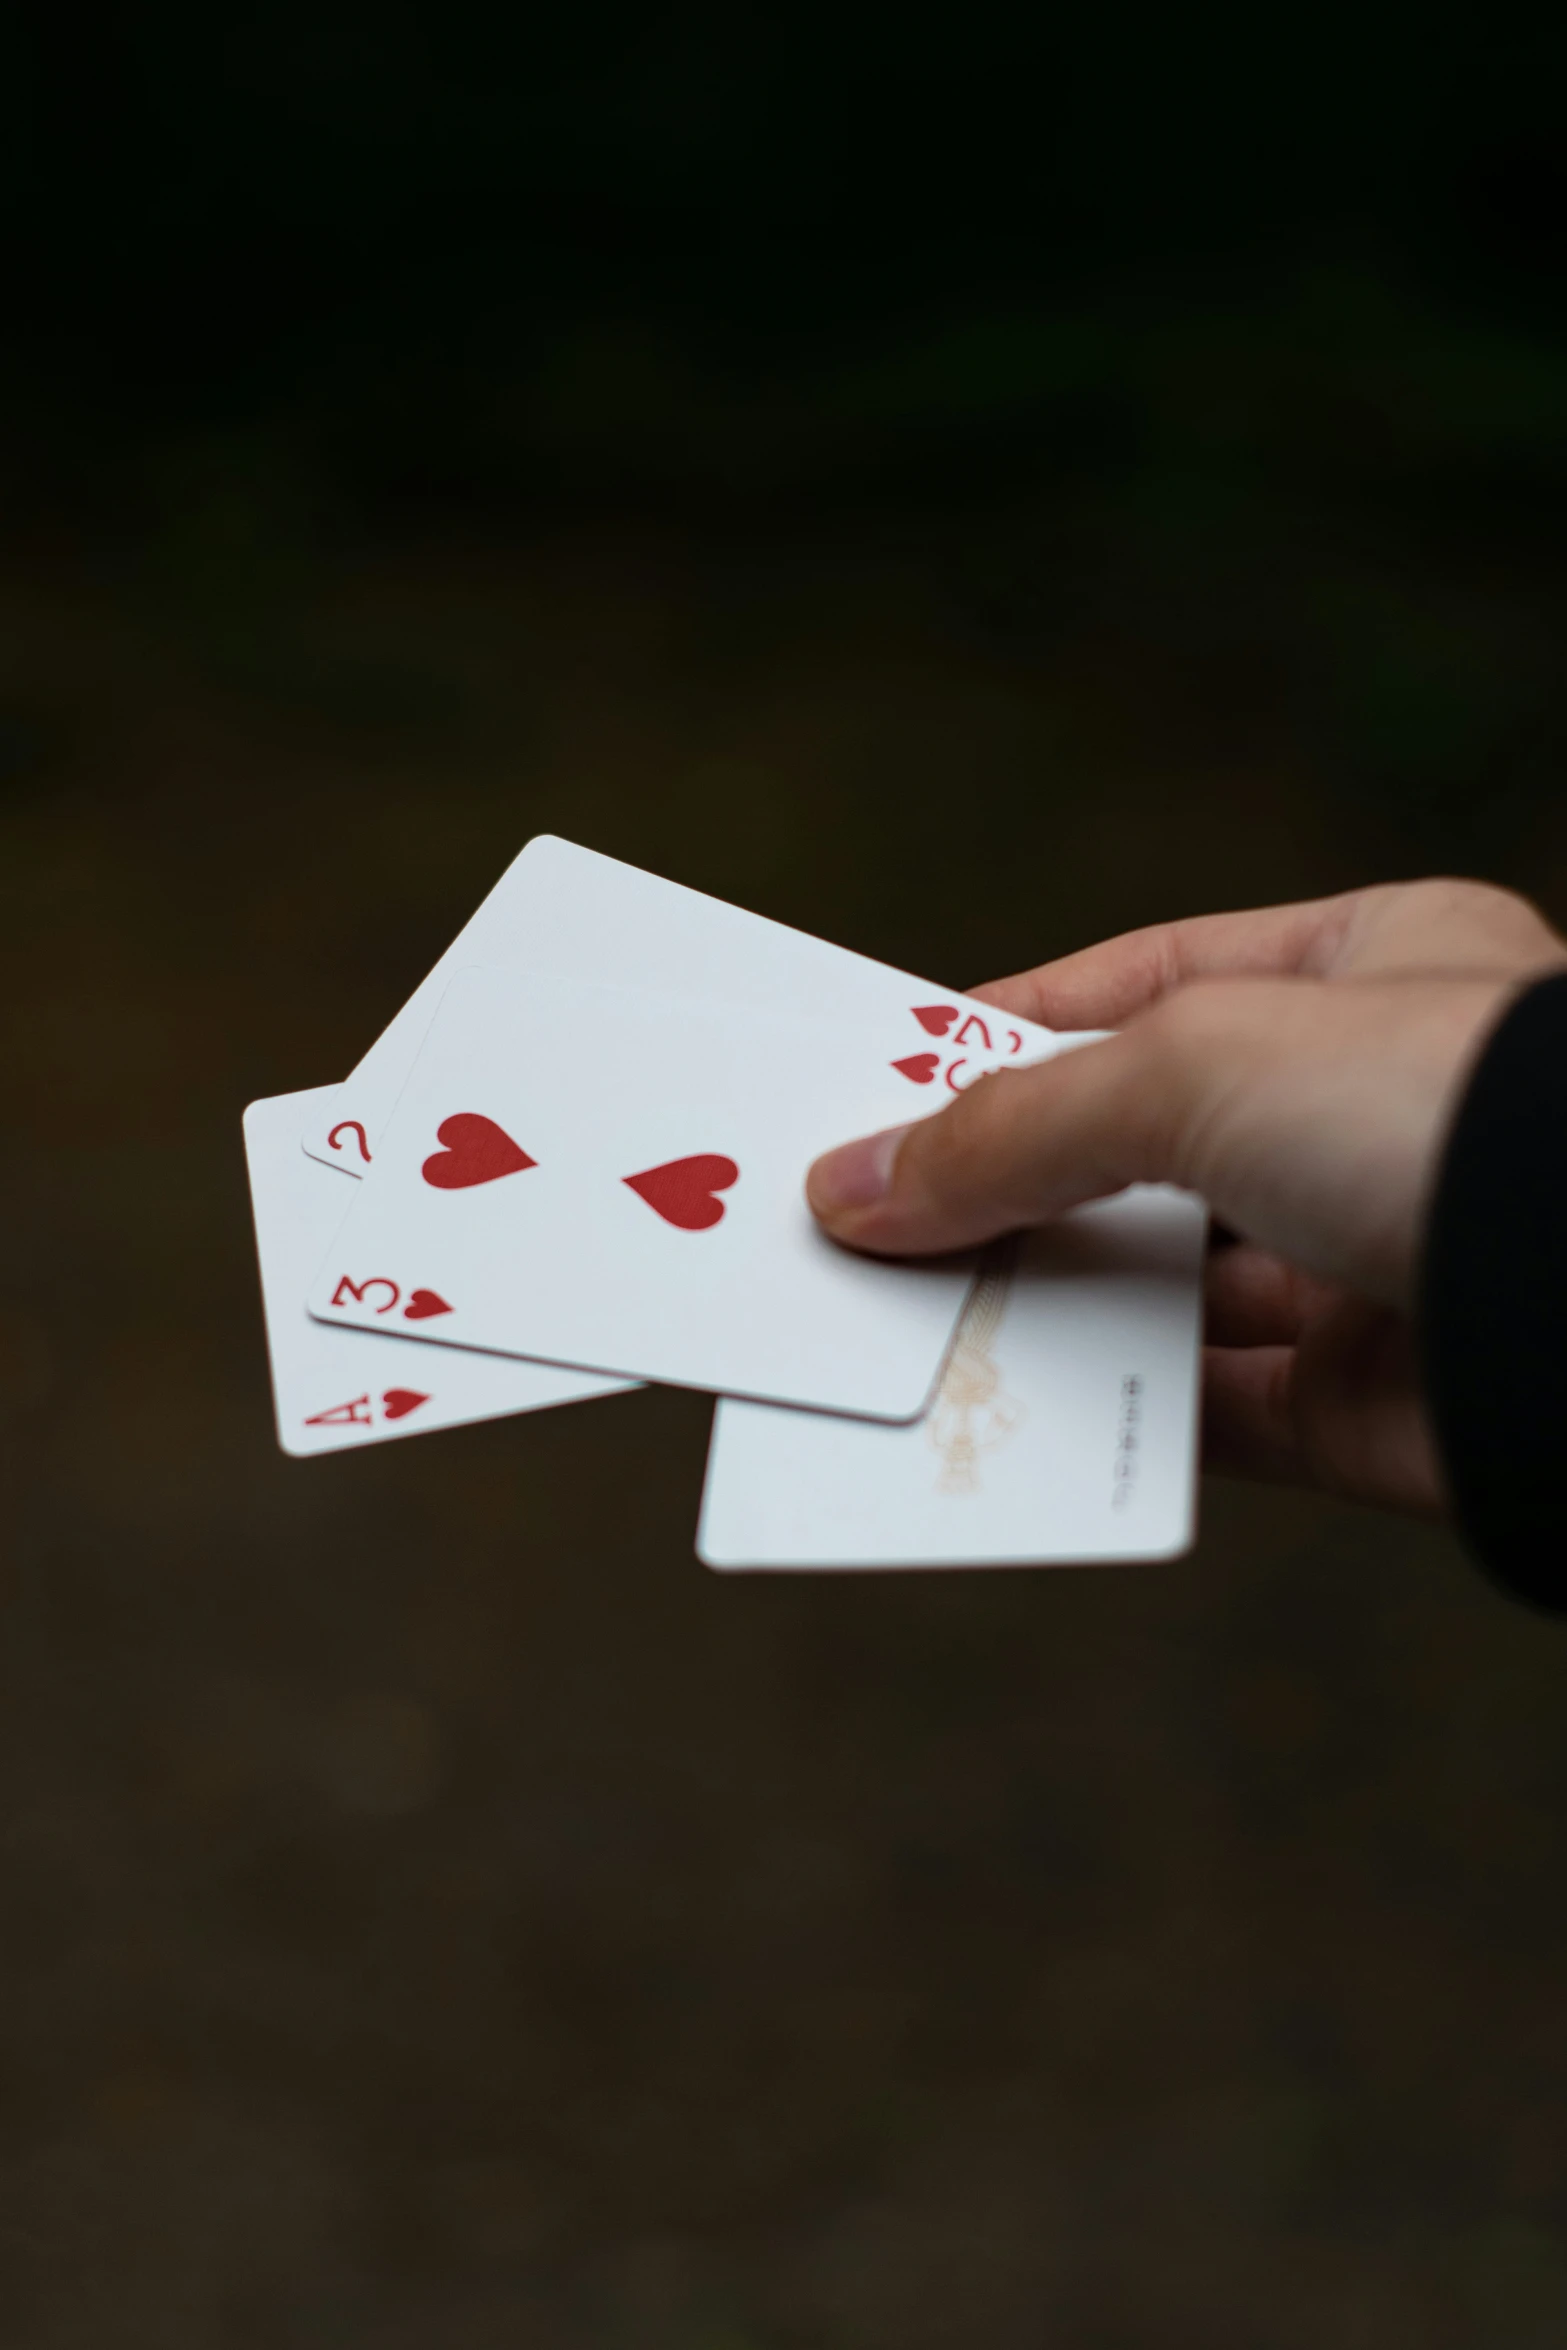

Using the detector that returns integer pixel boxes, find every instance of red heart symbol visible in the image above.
[403,1289,453,1321]
[892,1052,940,1085]
[912,1004,959,1036]
[381,1388,430,1421]
[422,1113,537,1190]
[623,1154,739,1231]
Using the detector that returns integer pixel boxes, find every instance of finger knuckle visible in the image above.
[1142,978,1241,1057]
[1407,875,1551,941]
[1133,981,1281,1183]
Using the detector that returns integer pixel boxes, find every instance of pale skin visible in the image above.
[806,881,1567,1517]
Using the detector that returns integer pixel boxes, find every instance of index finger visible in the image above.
[969,892,1362,1028]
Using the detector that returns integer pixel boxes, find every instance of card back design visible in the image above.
[695,1190,1206,1569]
[927,1241,1023,1494]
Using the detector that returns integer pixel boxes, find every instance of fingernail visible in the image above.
[808,1124,911,1217]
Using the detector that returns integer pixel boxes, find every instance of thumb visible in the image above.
[806,1024,1177,1257]
[807,973,1509,1307]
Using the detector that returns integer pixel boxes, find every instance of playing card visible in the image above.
[697,1189,1206,1569]
[246,1087,634,1456]
[304,971,989,1419]
[301,835,1065,1175]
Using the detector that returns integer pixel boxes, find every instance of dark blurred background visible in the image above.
[4,7,1567,2343]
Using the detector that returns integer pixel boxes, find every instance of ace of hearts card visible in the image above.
[246,1086,634,1454]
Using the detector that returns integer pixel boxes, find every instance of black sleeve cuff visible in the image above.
[1420,969,1567,1610]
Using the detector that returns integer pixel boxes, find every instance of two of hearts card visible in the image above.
[245,836,1207,1565]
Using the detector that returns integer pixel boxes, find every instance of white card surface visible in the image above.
[304,973,986,1420]
[246,1087,634,1456]
[301,835,1066,1175]
[697,1190,1207,1569]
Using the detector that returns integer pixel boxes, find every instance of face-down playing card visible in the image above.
[246,1088,635,1456]
[306,971,985,1420]
[697,1188,1207,1569]
[302,835,1072,1177]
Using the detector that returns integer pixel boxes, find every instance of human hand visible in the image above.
[807,882,1567,1515]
